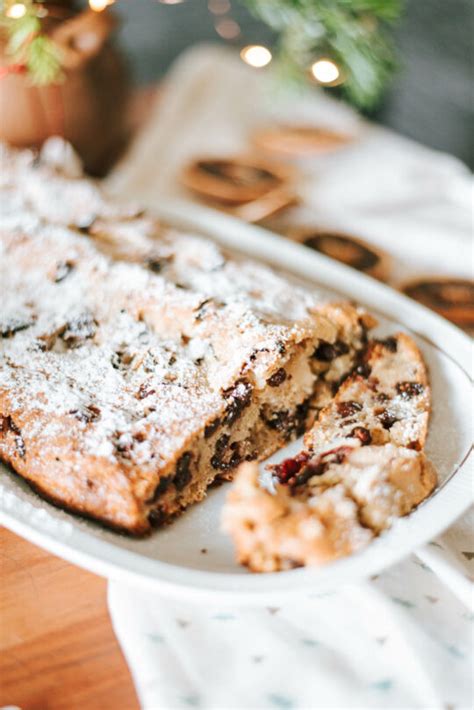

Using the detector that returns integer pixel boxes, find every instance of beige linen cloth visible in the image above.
[108,46,473,710]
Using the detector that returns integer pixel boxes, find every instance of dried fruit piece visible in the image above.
[378,411,398,430]
[204,418,220,439]
[223,379,253,425]
[313,340,349,362]
[267,368,287,387]
[351,426,372,445]
[174,452,193,490]
[396,382,424,400]
[271,452,310,484]
[337,401,362,418]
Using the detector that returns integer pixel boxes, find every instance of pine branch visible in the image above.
[0,0,63,84]
[243,0,404,109]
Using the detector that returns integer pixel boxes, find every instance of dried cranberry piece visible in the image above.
[54,260,74,283]
[350,426,372,445]
[223,379,253,425]
[336,401,362,418]
[407,440,421,451]
[396,382,424,400]
[204,418,220,438]
[174,452,193,490]
[267,368,287,388]
[378,411,398,430]
[271,452,309,484]
[69,405,101,424]
[313,339,349,362]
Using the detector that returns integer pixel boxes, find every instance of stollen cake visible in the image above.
[0,140,373,534]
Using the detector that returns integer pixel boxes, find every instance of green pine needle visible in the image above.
[26,35,63,86]
[243,0,404,109]
[0,1,63,85]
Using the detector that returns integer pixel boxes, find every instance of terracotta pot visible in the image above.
[0,2,130,175]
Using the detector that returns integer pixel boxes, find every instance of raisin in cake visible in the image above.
[223,333,437,571]
[0,140,373,534]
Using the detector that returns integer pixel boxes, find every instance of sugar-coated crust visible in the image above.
[223,333,437,571]
[0,140,373,534]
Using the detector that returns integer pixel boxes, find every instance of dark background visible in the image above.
[113,0,473,168]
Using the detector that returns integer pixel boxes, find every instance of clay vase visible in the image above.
[0,1,130,175]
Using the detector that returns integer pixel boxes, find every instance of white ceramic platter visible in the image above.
[1,201,472,603]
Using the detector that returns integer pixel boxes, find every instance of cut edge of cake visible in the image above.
[222,332,437,570]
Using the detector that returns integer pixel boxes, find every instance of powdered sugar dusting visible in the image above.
[0,140,332,484]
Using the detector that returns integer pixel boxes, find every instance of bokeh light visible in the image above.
[240,45,272,68]
[89,0,114,11]
[215,18,240,39]
[310,58,341,85]
[208,0,231,15]
[6,3,27,19]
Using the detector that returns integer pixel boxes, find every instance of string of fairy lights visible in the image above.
[4,0,342,86]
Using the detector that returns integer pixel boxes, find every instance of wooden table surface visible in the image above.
[0,527,139,710]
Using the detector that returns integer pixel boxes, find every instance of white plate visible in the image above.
[1,201,472,603]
